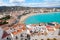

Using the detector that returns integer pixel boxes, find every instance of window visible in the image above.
[30,31,32,33]
[25,39,27,40]
[16,36,18,39]
[27,34,30,38]
[7,37,11,40]
[21,34,23,37]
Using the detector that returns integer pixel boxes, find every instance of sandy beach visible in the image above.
[19,12,52,23]
[19,13,39,23]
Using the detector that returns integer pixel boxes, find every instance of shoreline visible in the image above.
[19,12,60,24]
[19,12,52,23]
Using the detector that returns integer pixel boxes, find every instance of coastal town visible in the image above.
[0,6,60,40]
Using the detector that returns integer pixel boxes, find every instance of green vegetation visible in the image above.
[47,38,50,40]
[53,38,57,40]
[0,20,8,25]
[0,15,11,20]
[0,15,11,25]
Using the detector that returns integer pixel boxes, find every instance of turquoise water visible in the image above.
[24,12,60,24]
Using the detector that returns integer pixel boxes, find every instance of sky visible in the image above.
[0,0,60,7]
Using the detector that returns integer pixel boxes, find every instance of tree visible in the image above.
[53,38,57,40]
[47,38,50,40]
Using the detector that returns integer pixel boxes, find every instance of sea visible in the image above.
[24,12,60,24]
